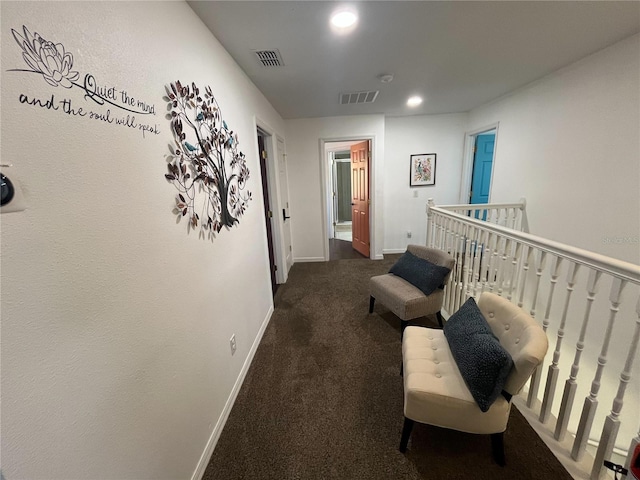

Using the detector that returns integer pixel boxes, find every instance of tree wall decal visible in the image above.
[164,81,251,237]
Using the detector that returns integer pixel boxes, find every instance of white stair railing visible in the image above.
[437,198,529,232]
[427,199,640,480]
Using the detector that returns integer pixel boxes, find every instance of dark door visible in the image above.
[257,132,278,297]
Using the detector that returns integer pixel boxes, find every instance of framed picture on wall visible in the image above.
[410,153,436,186]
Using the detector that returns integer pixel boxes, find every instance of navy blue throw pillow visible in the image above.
[388,250,450,296]
[443,297,513,412]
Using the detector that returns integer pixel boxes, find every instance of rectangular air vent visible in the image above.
[254,49,284,67]
[339,90,379,105]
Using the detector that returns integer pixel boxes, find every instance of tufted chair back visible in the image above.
[407,244,455,283]
[477,292,549,396]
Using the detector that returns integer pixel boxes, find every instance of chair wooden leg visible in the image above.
[399,417,414,453]
[436,311,444,329]
[369,296,375,314]
[491,432,506,466]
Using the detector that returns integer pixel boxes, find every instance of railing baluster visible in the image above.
[437,214,445,250]
[462,225,474,299]
[542,262,580,425]
[517,246,534,309]
[496,237,511,297]
[426,199,435,247]
[530,251,548,318]
[453,222,465,312]
[443,217,453,313]
[447,217,458,312]
[507,242,523,301]
[527,251,549,408]
[591,295,640,479]
[556,270,603,442]
[487,233,501,293]
[493,208,500,225]
[572,277,626,460]
[472,228,485,298]
[481,232,494,293]
[507,207,517,230]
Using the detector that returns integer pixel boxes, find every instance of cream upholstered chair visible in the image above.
[369,245,454,332]
[400,292,549,465]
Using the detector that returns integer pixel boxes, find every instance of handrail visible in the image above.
[437,198,526,211]
[428,203,640,285]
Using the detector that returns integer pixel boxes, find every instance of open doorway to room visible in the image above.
[324,139,371,261]
[459,124,499,210]
[332,150,352,241]
[255,123,294,296]
[256,129,278,297]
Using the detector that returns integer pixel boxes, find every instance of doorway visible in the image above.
[470,131,496,219]
[459,124,499,207]
[257,129,278,297]
[324,139,370,260]
[332,151,352,241]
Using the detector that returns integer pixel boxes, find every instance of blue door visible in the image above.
[470,133,495,219]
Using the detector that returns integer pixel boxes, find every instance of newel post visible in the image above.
[426,198,435,247]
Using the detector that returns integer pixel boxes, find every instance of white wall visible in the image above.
[0,2,284,479]
[467,34,640,264]
[285,115,385,261]
[383,114,468,252]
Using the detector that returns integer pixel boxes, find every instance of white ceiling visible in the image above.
[189,1,640,119]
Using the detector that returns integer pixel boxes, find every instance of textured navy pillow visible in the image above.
[443,297,513,412]
[388,250,450,296]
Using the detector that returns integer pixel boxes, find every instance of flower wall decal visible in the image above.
[165,80,251,237]
[11,26,79,88]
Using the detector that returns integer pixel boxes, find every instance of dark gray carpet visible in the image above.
[203,257,572,480]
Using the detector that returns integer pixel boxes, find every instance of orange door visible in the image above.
[351,140,370,257]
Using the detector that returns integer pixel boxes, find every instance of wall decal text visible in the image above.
[8,25,160,139]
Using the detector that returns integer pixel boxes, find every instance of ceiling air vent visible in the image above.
[254,49,284,67]
[339,90,379,105]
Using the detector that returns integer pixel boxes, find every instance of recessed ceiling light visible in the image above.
[407,96,423,107]
[330,9,358,30]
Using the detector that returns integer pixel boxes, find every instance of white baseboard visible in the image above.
[293,256,325,263]
[382,249,405,255]
[190,305,275,480]
[373,254,384,260]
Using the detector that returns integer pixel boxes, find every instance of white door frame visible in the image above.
[254,116,290,283]
[319,136,376,261]
[458,122,500,204]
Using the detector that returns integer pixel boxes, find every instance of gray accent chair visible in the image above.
[369,245,455,333]
[400,292,549,465]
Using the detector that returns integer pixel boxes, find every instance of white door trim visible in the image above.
[319,136,376,261]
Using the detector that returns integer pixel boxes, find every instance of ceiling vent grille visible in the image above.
[254,49,284,67]
[339,90,379,105]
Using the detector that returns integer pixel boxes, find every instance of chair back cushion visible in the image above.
[407,245,455,271]
[477,292,549,396]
